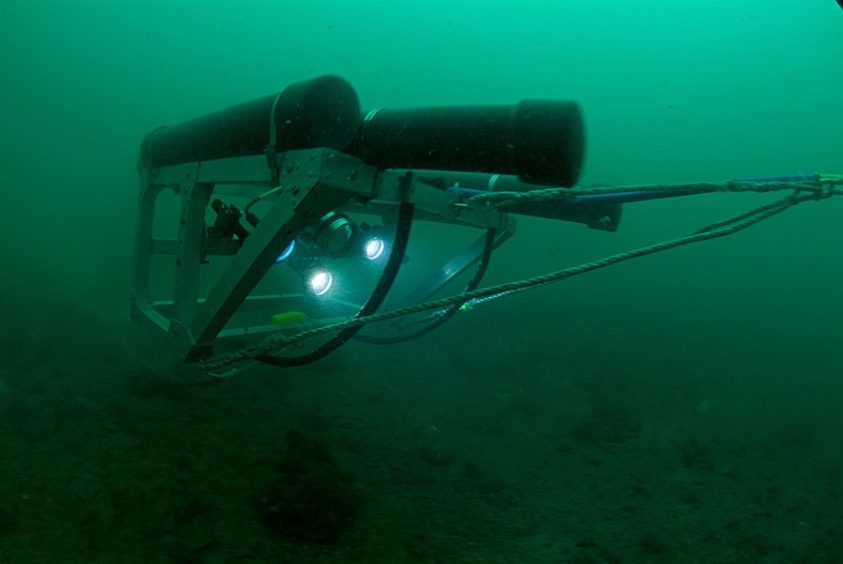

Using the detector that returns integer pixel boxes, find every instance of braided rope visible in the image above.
[199,180,842,372]
[464,179,829,210]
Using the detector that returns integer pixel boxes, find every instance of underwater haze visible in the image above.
[1,1,843,562]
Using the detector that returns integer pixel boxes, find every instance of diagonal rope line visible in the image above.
[200,184,839,373]
[464,180,830,210]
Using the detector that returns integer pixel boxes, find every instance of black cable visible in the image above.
[354,228,496,344]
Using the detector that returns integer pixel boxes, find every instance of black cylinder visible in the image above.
[347,99,585,187]
[140,75,361,169]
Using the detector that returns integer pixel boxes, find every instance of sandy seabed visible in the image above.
[1,300,841,564]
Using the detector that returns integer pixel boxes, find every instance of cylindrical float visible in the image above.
[346,99,585,187]
[139,75,362,168]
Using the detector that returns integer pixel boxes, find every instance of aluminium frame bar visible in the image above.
[132,148,511,363]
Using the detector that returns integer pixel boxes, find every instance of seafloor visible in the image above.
[1,295,841,564]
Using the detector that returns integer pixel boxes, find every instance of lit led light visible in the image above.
[364,238,385,261]
[308,269,333,296]
[275,240,296,262]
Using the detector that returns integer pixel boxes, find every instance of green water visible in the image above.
[1,1,842,562]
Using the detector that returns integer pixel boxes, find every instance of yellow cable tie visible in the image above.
[271,311,308,326]
[819,174,843,182]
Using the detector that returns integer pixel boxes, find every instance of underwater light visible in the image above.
[308,268,334,296]
[364,237,385,260]
[275,240,296,262]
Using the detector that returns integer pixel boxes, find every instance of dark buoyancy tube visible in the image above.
[345,99,586,187]
[139,75,362,169]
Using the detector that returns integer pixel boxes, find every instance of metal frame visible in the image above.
[131,148,513,363]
